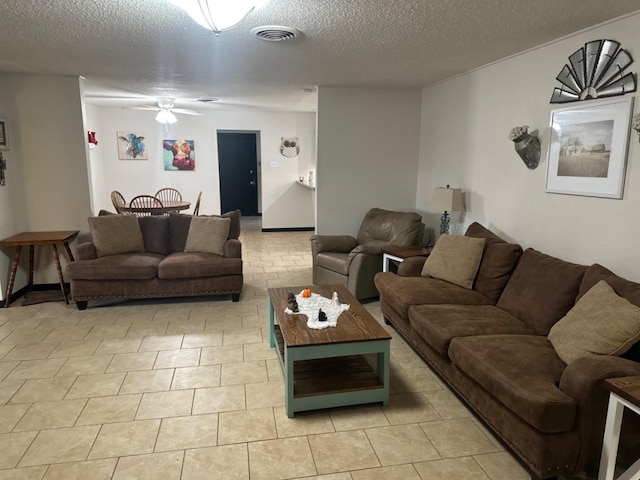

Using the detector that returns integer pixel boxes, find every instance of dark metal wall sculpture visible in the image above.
[550,39,636,103]
[0,152,5,186]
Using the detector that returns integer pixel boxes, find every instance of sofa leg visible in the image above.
[231,294,240,302]
[76,301,88,310]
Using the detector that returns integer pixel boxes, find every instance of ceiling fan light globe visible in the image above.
[175,0,257,33]
[155,110,178,124]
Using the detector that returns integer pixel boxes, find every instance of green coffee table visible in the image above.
[267,284,391,418]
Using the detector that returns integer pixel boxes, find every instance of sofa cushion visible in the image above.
[184,216,230,256]
[315,252,351,275]
[87,215,144,257]
[464,223,523,303]
[138,215,170,255]
[496,248,587,335]
[65,253,163,280]
[374,272,493,318]
[449,334,576,433]
[408,304,538,357]
[215,209,241,240]
[158,252,242,279]
[579,264,640,307]
[169,213,193,253]
[421,235,485,289]
[549,280,640,365]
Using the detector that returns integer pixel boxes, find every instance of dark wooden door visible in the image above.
[217,132,259,216]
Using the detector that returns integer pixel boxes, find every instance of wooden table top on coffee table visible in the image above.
[268,284,391,347]
[267,284,391,417]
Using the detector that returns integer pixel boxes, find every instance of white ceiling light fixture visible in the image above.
[155,109,178,125]
[175,0,265,34]
[122,97,202,126]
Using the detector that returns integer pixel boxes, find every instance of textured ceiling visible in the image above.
[0,0,639,112]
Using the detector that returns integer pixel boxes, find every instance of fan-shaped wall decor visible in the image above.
[550,39,636,104]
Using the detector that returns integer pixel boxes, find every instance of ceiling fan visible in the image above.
[126,97,204,124]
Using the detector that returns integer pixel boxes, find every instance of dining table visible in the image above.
[118,200,191,215]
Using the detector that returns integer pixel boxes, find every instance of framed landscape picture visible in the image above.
[546,97,633,199]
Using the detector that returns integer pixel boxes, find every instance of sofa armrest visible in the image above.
[397,256,427,276]
[559,355,640,469]
[224,239,242,258]
[310,235,357,256]
[75,242,97,261]
[350,244,384,256]
[559,355,640,408]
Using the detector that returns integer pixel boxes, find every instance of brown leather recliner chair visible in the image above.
[310,208,424,300]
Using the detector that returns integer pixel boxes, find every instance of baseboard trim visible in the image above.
[261,227,315,232]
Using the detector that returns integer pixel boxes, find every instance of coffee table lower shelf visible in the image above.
[273,325,389,417]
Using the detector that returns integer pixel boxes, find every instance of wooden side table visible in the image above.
[382,245,432,272]
[598,376,640,480]
[0,231,79,307]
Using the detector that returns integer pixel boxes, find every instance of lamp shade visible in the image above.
[175,0,258,33]
[430,187,465,213]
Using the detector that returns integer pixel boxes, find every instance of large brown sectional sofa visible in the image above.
[374,222,640,479]
[66,212,243,309]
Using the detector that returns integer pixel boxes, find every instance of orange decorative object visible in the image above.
[302,288,312,298]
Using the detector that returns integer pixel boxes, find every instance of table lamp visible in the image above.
[430,185,465,234]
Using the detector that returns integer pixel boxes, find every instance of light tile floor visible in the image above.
[0,217,587,479]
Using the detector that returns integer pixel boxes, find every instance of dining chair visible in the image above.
[155,187,183,204]
[110,190,126,213]
[129,195,164,216]
[193,191,202,215]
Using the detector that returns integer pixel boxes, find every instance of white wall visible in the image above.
[0,74,91,294]
[88,107,315,229]
[316,87,422,236]
[0,74,29,300]
[418,12,640,281]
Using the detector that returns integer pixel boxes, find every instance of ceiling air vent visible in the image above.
[251,26,300,42]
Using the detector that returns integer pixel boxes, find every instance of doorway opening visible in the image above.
[217,131,261,219]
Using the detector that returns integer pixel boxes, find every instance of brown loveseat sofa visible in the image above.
[66,212,243,309]
[374,223,640,479]
[310,208,424,300]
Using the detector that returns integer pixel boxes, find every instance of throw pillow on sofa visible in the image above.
[549,280,640,364]
[87,215,144,257]
[138,215,170,255]
[169,210,241,252]
[184,216,231,256]
[421,234,485,289]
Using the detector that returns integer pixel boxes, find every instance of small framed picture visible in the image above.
[0,117,9,150]
[546,97,633,199]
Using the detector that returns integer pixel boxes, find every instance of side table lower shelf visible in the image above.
[599,376,640,480]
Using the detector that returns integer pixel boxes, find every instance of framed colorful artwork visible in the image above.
[117,132,148,160]
[163,139,195,171]
[546,97,633,199]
